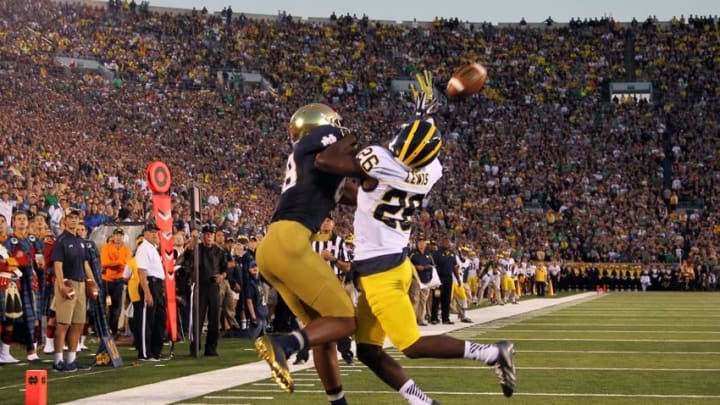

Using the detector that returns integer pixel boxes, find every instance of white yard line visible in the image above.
[520,350,720,354]
[487,329,720,334]
[60,293,597,405]
[214,389,720,399]
[500,338,720,342]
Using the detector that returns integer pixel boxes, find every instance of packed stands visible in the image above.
[0,0,718,283]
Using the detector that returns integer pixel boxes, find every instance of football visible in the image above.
[446,62,488,98]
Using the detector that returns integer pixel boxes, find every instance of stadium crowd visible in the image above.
[0,0,718,363]
[0,0,720,370]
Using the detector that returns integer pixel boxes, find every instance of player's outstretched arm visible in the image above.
[315,133,365,178]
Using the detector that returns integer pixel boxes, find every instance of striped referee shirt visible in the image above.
[311,233,348,280]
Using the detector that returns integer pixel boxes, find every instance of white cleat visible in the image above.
[0,344,20,364]
[43,338,55,354]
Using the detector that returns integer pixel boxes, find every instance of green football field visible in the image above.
[174,292,720,405]
[1,292,719,404]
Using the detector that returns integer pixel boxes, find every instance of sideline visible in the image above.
[62,292,598,405]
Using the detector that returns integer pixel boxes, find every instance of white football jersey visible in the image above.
[456,255,472,282]
[353,146,442,261]
[498,257,515,273]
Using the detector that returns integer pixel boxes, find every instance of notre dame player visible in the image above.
[316,71,516,404]
[254,103,357,404]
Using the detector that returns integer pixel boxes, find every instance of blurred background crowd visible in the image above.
[0,0,719,278]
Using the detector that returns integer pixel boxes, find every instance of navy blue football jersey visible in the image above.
[271,125,346,232]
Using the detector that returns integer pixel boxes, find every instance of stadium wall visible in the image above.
[52,0,676,27]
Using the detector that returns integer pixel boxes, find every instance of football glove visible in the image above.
[409,70,440,117]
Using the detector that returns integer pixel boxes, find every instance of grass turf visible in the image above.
[1,292,718,404]
[175,292,720,405]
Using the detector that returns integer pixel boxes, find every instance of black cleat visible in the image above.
[341,350,354,365]
[492,340,516,397]
[254,335,294,393]
[69,360,92,371]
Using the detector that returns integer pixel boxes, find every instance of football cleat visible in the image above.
[69,360,92,371]
[492,340,516,397]
[254,336,294,393]
[341,350,354,366]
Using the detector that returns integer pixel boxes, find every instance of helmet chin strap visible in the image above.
[336,124,350,138]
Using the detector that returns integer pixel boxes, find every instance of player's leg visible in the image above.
[255,221,355,395]
[403,334,516,397]
[356,261,438,404]
[361,262,516,397]
[312,341,351,404]
[258,221,355,345]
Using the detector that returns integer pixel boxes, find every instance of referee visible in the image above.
[135,222,167,361]
[311,217,354,365]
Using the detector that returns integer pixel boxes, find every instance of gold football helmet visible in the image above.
[288,103,343,143]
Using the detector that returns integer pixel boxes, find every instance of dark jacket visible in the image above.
[184,243,226,285]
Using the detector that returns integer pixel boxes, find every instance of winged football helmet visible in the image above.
[389,119,442,168]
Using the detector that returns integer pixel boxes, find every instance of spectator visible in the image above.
[123,235,144,353]
[409,235,433,326]
[173,230,192,339]
[215,228,241,333]
[0,2,717,290]
[243,260,267,339]
[100,227,131,337]
[49,208,97,372]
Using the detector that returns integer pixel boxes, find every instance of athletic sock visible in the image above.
[275,330,308,358]
[399,379,434,405]
[329,396,348,405]
[464,341,499,364]
[327,385,347,405]
[67,351,77,363]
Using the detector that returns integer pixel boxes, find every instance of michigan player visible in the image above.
[253,103,357,405]
[316,73,516,403]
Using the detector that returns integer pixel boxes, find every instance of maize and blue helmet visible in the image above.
[388,119,442,168]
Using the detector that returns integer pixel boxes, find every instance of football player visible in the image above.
[253,103,357,405]
[316,71,516,404]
